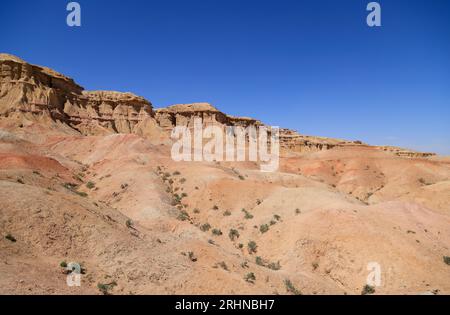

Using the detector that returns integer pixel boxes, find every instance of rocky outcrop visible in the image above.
[0,53,161,138]
[0,53,436,158]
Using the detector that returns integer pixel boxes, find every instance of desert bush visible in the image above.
[295,208,301,215]
[245,272,256,283]
[60,261,67,268]
[247,241,257,254]
[223,210,231,216]
[312,262,319,270]
[268,261,281,271]
[188,251,197,262]
[177,210,190,221]
[75,191,88,197]
[443,256,450,265]
[193,208,200,214]
[173,171,181,176]
[260,224,269,233]
[17,178,25,184]
[212,228,223,236]
[212,205,219,210]
[242,209,253,219]
[229,229,240,241]
[86,181,95,189]
[217,261,228,271]
[284,279,301,295]
[126,219,134,228]
[180,178,187,184]
[255,256,265,266]
[361,284,375,295]
[97,281,117,295]
[238,175,245,180]
[200,223,211,232]
[273,214,281,221]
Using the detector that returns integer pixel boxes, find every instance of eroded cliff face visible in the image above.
[0,53,436,158]
[0,53,163,138]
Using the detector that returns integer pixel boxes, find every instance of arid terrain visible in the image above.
[0,53,449,295]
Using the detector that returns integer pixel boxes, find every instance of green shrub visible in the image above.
[177,210,190,221]
[229,229,240,241]
[284,279,301,295]
[255,256,265,266]
[60,261,68,268]
[212,228,223,236]
[97,282,117,295]
[247,241,257,254]
[260,224,269,233]
[268,261,281,270]
[86,181,95,189]
[242,209,253,219]
[443,256,450,265]
[200,223,211,232]
[361,284,375,295]
[245,272,256,283]
[126,219,134,228]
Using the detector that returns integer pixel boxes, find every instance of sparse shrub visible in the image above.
[295,208,301,215]
[255,256,265,266]
[5,234,16,242]
[86,181,95,189]
[180,178,187,184]
[164,172,171,178]
[60,261,67,268]
[238,175,245,180]
[361,284,375,295]
[217,261,228,271]
[121,183,128,189]
[245,272,256,283]
[126,219,134,228]
[223,210,231,216]
[177,210,190,221]
[181,192,188,198]
[242,209,253,219]
[241,261,249,268]
[312,262,319,270]
[274,214,281,221]
[195,186,199,190]
[173,171,181,176]
[256,199,262,205]
[418,178,431,185]
[75,191,88,197]
[212,205,219,210]
[200,223,211,232]
[212,228,223,236]
[443,256,450,266]
[97,282,117,295]
[247,241,257,254]
[229,229,240,241]
[238,243,244,249]
[193,208,200,214]
[260,224,269,233]
[17,178,24,184]
[33,170,41,176]
[268,261,281,271]
[208,239,215,245]
[284,279,301,295]
[188,251,197,262]
[269,220,276,226]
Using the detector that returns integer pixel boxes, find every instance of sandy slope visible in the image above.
[1,120,449,295]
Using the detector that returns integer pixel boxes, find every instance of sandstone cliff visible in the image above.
[0,53,435,158]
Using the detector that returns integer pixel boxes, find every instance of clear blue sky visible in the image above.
[1,0,449,154]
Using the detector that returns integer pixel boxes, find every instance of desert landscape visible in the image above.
[0,53,449,295]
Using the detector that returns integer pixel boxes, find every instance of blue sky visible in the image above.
[1,0,449,154]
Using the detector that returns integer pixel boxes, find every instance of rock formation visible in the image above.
[0,53,435,158]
